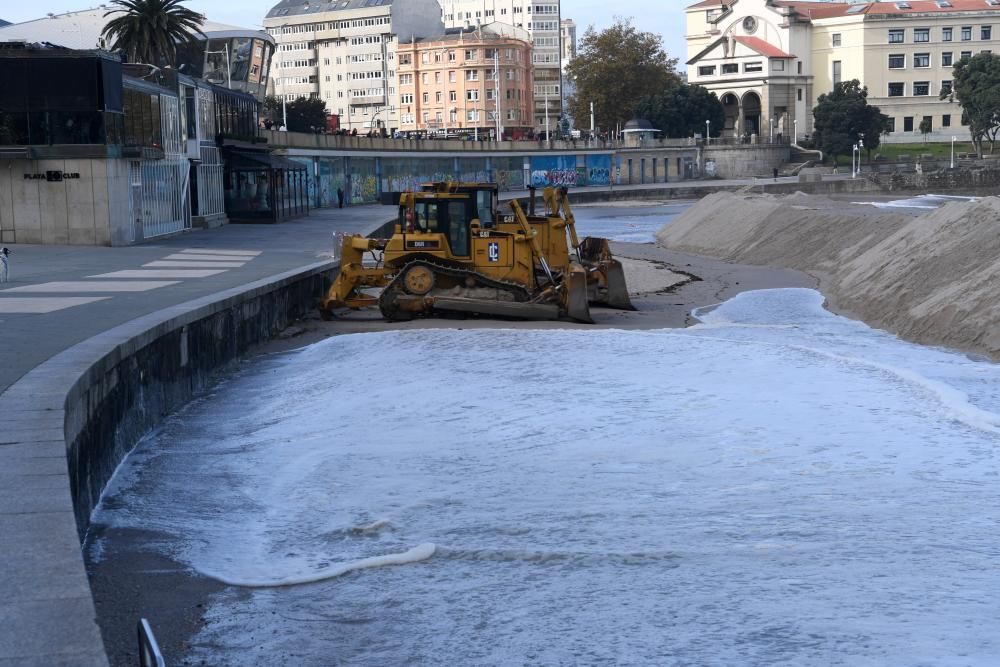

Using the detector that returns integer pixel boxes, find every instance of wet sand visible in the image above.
[85,242,816,666]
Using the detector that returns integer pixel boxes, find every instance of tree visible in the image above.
[285,97,328,133]
[102,0,205,66]
[633,85,725,138]
[565,18,680,133]
[263,95,284,124]
[943,52,1000,156]
[918,117,933,144]
[812,80,890,164]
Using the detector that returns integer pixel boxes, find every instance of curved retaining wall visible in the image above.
[0,261,336,666]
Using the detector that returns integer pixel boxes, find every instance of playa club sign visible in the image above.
[23,171,82,182]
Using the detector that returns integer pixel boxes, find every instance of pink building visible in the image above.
[397,23,534,140]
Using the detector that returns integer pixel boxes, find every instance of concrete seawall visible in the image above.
[0,260,337,666]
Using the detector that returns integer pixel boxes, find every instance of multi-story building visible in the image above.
[264,0,444,133]
[438,0,561,133]
[561,18,577,66]
[687,0,1000,144]
[397,24,534,138]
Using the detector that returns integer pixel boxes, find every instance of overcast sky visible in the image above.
[1,1,688,62]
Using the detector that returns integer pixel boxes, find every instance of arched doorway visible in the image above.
[721,93,740,135]
[741,92,762,138]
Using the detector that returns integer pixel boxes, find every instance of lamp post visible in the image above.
[951,135,957,168]
[770,116,774,143]
[793,118,798,144]
[852,142,858,178]
[705,119,711,146]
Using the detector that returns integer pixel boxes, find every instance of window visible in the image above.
[914,28,930,42]
[942,52,954,66]
[772,60,785,71]
[797,61,803,74]
[886,117,896,132]
[744,61,763,72]
[943,27,953,41]
[797,88,803,101]
[922,116,933,131]
[962,26,972,40]
[466,70,479,81]
[722,63,739,74]
[833,60,842,84]
[913,81,930,95]
[698,65,716,76]
[832,33,842,46]
[449,90,457,102]
[904,116,914,131]
[941,80,953,94]
[889,82,905,96]
[889,53,906,68]
[465,49,477,60]
[942,114,951,127]
[467,89,479,101]
[889,29,905,43]
[914,53,930,67]
[961,50,973,59]
[983,26,993,40]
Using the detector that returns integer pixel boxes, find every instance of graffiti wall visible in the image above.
[383,157,456,193]
[349,157,378,205]
[584,154,612,187]
[458,158,488,184]
[529,155,578,187]
[492,157,524,192]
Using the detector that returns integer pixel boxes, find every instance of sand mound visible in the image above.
[657,192,1000,359]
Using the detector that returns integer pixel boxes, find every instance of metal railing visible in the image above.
[138,619,165,667]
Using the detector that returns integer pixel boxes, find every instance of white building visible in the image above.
[687,0,1000,144]
[438,0,562,133]
[264,0,444,132]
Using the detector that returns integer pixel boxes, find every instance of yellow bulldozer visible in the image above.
[318,183,632,323]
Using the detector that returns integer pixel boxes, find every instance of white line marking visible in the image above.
[180,249,262,257]
[90,270,227,279]
[163,253,252,262]
[144,261,246,268]
[1,281,181,293]
[0,296,110,313]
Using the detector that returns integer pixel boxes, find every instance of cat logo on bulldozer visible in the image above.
[488,242,500,263]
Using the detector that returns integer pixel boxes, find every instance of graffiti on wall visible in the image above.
[585,155,612,186]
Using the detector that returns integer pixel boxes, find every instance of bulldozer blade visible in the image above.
[563,267,593,324]
[600,260,636,311]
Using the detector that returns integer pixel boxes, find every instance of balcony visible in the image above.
[350,94,387,106]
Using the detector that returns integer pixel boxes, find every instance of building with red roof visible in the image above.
[686,0,1000,143]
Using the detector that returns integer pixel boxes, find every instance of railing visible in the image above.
[138,619,165,667]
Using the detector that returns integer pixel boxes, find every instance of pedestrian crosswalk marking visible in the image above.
[1,281,180,293]
[91,270,228,279]
[0,296,110,313]
[163,253,252,263]
[181,248,261,257]
[144,261,246,269]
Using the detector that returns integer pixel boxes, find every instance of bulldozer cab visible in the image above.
[401,193,472,257]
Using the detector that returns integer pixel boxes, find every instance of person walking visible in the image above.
[337,187,344,209]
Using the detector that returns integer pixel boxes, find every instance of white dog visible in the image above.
[0,247,9,283]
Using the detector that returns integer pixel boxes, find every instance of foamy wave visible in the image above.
[201,543,436,588]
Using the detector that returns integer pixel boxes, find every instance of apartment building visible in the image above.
[264,0,443,132]
[396,24,534,137]
[438,0,561,133]
[687,0,1000,143]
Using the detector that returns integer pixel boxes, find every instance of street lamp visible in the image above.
[951,135,958,168]
[793,118,798,144]
[705,119,711,146]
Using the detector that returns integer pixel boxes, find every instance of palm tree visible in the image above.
[101,0,205,66]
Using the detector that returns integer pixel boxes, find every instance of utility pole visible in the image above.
[494,48,501,140]
[545,86,550,148]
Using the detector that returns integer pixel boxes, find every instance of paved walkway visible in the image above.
[0,205,396,394]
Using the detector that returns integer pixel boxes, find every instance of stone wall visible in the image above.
[703,144,790,179]
[876,165,1000,192]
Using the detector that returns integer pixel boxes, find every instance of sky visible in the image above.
[0,1,689,62]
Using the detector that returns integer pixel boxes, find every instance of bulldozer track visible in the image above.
[379,258,533,321]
